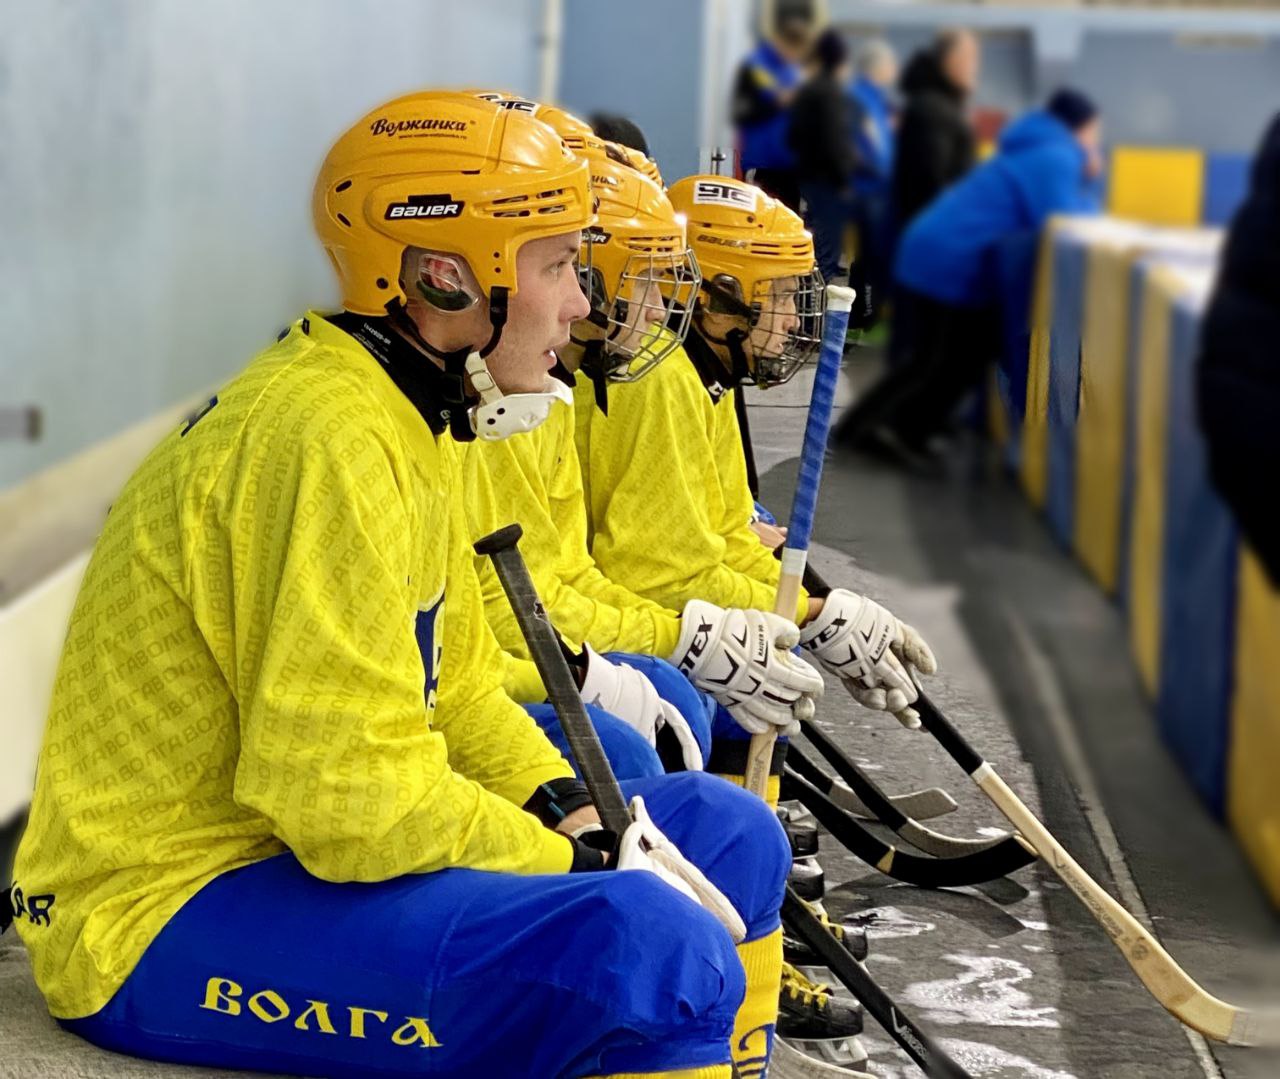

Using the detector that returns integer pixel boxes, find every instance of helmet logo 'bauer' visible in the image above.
[386,194,466,219]
[692,180,757,210]
[584,226,613,244]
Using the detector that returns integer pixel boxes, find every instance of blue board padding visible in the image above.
[1045,235,1088,547]
[1154,297,1239,817]
[1202,153,1250,227]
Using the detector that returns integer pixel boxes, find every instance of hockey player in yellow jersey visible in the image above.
[9,92,811,1078]
[456,93,826,779]
[459,149,715,773]
[577,174,938,757]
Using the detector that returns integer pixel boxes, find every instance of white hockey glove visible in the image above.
[799,589,937,728]
[617,795,746,942]
[670,600,824,737]
[579,646,703,770]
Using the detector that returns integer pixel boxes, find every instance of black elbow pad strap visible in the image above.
[523,777,594,829]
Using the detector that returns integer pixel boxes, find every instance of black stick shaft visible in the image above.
[781,888,973,1079]
[801,562,986,777]
[475,524,632,835]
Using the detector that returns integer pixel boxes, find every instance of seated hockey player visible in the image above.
[575,173,941,1073]
[458,148,726,776]
[9,91,809,1079]
[457,93,826,781]
[578,174,937,779]
[449,119,870,1072]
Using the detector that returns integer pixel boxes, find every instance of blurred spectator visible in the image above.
[589,112,650,155]
[892,29,980,232]
[1197,113,1280,586]
[835,90,1103,467]
[788,29,856,283]
[731,12,812,210]
[848,39,898,326]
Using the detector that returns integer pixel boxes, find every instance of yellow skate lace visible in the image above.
[781,962,832,1011]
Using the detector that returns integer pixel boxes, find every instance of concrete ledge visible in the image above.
[0,392,210,606]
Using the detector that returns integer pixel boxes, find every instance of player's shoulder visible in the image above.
[249,314,427,455]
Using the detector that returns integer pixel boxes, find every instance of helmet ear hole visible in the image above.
[411,252,480,312]
[705,274,746,316]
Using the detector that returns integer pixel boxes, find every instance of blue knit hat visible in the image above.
[1046,88,1099,132]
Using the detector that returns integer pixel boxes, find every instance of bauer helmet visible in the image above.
[313,90,594,441]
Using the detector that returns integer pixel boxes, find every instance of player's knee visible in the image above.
[588,871,745,1032]
[647,772,790,936]
[585,703,666,779]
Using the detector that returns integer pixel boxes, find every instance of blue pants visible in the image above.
[527,702,665,780]
[64,773,789,1078]
[528,655,715,780]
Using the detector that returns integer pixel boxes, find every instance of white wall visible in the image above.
[0,0,543,490]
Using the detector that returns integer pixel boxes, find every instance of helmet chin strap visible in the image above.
[692,309,744,382]
[579,338,611,415]
[725,327,753,386]
[388,288,510,442]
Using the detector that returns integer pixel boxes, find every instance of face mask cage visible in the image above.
[745,268,826,386]
[581,243,702,383]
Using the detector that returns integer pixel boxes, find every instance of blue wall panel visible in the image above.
[1155,298,1239,817]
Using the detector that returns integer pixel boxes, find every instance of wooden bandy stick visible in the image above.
[914,686,1280,1047]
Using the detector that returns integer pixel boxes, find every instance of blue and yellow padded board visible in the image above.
[1044,231,1091,547]
[1154,285,1237,817]
[1126,265,1178,697]
[1229,548,1280,909]
[1020,225,1057,508]
[1074,241,1142,594]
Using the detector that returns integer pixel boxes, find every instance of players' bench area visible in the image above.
[0,391,270,1078]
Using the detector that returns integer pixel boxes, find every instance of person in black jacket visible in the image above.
[788,29,857,283]
[883,29,979,372]
[892,29,979,231]
[1197,112,1280,586]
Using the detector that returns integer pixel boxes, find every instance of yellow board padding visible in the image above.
[1228,547,1280,910]
[987,365,1009,450]
[588,1068,732,1079]
[1074,242,1141,595]
[1108,147,1205,227]
[1126,265,1178,698]
[1019,222,1059,508]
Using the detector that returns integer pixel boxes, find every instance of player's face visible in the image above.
[485,231,591,394]
[611,264,666,354]
[749,277,800,360]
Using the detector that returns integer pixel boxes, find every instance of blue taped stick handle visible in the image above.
[783,286,855,558]
[745,284,856,800]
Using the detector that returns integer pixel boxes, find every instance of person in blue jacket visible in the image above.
[731,14,812,211]
[847,39,898,326]
[836,88,1102,466]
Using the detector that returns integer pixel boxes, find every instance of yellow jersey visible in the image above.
[14,314,574,1019]
[460,396,682,678]
[573,337,807,622]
